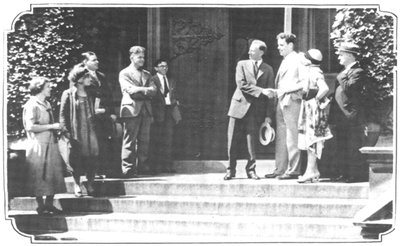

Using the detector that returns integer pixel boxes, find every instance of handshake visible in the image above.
[262,88,277,98]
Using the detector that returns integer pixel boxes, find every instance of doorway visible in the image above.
[229,8,285,158]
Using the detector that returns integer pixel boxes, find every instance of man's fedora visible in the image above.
[337,42,360,55]
[259,121,275,146]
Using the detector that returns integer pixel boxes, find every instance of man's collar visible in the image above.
[250,59,262,63]
[345,61,358,70]
[130,63,143,71]
[157,72,167,77]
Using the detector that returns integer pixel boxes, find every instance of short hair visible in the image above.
[68,63,89,84]
[29,77,49,95]
[129,46,145,56]
[251,39,267,53]
[276,32,297,45]
[81,51,97,63]
[154,58,169,67]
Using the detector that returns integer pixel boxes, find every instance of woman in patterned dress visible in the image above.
[297,49,333,183]
[23,77,66,215]
[60,64,99,196]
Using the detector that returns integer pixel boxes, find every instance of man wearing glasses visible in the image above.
[149,58,182,174]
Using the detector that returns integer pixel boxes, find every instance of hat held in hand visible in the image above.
[259,121,275,146]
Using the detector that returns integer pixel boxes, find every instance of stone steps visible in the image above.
[7,168,370,242]
[63,173,369,199]
[10,194,366,218]
[9,211,363,241]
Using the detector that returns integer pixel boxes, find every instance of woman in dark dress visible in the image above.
[60,64,99,196]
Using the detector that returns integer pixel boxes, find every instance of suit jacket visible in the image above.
[275,51,303,106]
[91,71,115,115]
[329,62,366,126]
[119,64,157,118]
[228,59,274,120]
[150,74,181,123]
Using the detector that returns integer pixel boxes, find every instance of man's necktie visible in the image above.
[163,76,169,97]
[253,61,259,77]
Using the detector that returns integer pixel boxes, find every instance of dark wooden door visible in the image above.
[166,8,230,160]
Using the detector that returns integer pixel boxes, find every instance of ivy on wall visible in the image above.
[330,8,395,129]
[7,8,83,138]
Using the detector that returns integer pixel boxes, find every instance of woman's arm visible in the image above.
[316,77,329,101]
[24,105,60,132]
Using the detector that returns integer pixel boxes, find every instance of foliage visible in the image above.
[7,8,83,138]
[330,8,395,127]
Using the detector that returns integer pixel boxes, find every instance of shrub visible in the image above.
[330,8,395,132]
[7,8,82,139]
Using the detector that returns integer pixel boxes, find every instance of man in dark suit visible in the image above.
[225,39,275,180]
[82,51,119,178]
[119,46,157,177]
[149,58,182,173]
[327,42,367,183]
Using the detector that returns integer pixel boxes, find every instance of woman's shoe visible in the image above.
[297,174,320,183]
[74,184,83,197]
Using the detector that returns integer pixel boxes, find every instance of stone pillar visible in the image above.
[284,7,292,33]
[147,8,162,71]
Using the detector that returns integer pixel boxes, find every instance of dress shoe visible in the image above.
[247,171,260,180]
[36,206,50,216]
[344,176,366,183]
[277,174,299,180]
[122,171,138,179]
[45,205,63,215]
[332,175,346,182]
[223,172,235,180]
[264,173,280,178]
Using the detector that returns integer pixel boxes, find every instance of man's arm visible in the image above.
[119,72,151,100]
[142,76,157,98]
[339,68,365,94]
[265,68,275,121]
[235,61,263,98]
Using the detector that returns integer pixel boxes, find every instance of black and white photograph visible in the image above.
[1,0,398,244]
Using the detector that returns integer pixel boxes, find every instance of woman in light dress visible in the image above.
[297,49,333,183]
[23,77,66,215]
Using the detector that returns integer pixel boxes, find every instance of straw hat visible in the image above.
[259,121,275,146]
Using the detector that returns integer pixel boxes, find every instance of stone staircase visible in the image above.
[6,160,370,243]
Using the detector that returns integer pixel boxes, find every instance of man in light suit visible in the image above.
[119,46,157,178]
[265,33,304,180]
[224,39,275,180]
[149,58,181,173]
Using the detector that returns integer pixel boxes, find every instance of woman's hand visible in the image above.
[51,123,61,130]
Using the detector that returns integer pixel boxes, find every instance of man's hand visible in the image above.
[110,114,117,122]
[126,86,142,94]
[262,88,276,98]
[95,108,106,114]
